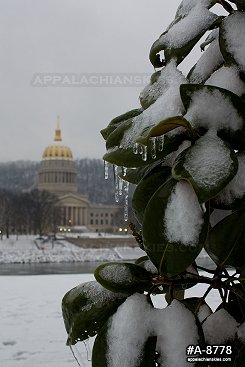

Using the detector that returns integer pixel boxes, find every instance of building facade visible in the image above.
[37,120,119,232]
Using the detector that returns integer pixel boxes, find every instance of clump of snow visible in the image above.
[188,36,224,84]
[154,300,199,367]
[237,322,245,342]
[202,309,238,344]
[183,132,234,190]
[163,140,191,167]
[141,259,158,274]
[175,0,213,18]
[197,304,212,323]
[121,61,187,148]
[106,293,153,367]
[213,153,245,205]
[156,5,218,49]
[206,65,245,97]
[140,63,186,109]
[185,88,243,132]
[164,181,204,246]
[99,264,133,284]
[222,12,245,72]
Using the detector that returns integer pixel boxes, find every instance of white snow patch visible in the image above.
[154,300,199,367]
[214,153,245,205]
[164,181,204,246]
[223,12,245,72]
[107,293,153,367]
[121,62,187,148]
[202,309,238,344]
[99,264,133,284]
[183,132,233,190]
[185,88,243,132]
[142,259,158,274]
[206,65,245,97]
[157,5,217,49]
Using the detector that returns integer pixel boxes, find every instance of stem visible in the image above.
[217,0,234,13]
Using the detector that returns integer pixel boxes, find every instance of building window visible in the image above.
[90,213,93,217]
[90,219,93,225]
[95,219,98,225]
[101,219,103,225]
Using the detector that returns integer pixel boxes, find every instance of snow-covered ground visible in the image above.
[0,235,145,264]
[0,273,221,367]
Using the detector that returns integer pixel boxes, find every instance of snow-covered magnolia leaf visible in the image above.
[149,1,219,67]
[180,84,245,133]
[106,120,133,149]
[202,308,238,345]
[205,210,245,270]
[220,11,245,71]
[101,108,142,141]
[211,152,245,210]
[142,179,209,276]
[92,294,157,367]
[103,132,188,168]
[62,281,126,345]
[172,132,238,203]
[94,262,152,294]
[132,166,171,224]
[136,116,192,146]
[188,30,224,84]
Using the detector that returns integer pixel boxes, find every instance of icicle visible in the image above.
[157,135,165,151]
[122,167,127,177]
[142,145,148,161]
[104,160,109,180]
[83,339,92,362]
[201,203,206,213]
[69,340,92,366]
[133,142,139,154]
[113,165,119,203]
[124,181,129,221]
[138,144,144,155]
[151,137,157,159]
[69,345,83,367]
[119,176,124,196]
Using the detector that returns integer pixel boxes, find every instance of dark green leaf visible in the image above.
[62,281,126,345]
[142,179,209,276]
[94,262,152,294]
[106,119,132,149]
[132,165,171,224]
[118,160,162,184]
[205,210,245,269]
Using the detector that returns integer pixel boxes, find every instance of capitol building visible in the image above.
[37,119,119,232]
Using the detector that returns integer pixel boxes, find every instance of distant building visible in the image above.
[37,118,119,232]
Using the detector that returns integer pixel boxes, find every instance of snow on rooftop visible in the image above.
[185,88,243,132]
[164,181,204,246]
[183,132,233,191]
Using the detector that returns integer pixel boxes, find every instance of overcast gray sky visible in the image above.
[0,0,223,162]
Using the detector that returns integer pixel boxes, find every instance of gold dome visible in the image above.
[42,145,73,160]
[42,117,73,160]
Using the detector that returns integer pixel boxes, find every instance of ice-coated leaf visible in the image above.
[94,262,152,294]
[101,108,142,140]
[172,132,238,203]
[205,210,245,269]
[180,84,245,133]
[212,152,245,210]
[220,11,245,71]
[188,29,224,84]
[62,281,126,345]
[106,119,133,149]
[136,116,193,146]
[149,1,219,67]
[132,166,171,224]
[103,132,188,168]
[181,297,212,323]
[117,160,162,184]
[92,294,156,367]
[142,179,209,276]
